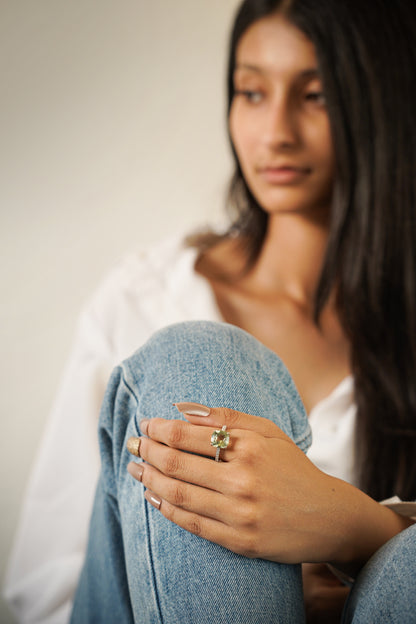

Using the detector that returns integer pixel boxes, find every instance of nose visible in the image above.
[264,95,299,149]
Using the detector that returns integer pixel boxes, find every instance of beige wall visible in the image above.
[0,1,240,620]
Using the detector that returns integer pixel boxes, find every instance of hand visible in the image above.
[127,405,354,564]
[302,563,350,623]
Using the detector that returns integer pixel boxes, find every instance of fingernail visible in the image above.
[127,437,141,457]
[146,492,162,510]
[174,402,210,417]
[127,462,143,482]
[140,419,149,435]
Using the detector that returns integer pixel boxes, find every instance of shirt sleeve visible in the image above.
[3,236,195,623]
[3,301,115,624]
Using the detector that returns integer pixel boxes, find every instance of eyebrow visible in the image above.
[234,63,320,79]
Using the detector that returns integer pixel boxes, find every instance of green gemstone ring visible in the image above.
[210,424,230,462]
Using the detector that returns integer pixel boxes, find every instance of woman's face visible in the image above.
[229,13,334,221]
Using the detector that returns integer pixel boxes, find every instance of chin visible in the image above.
[253,187,332,220]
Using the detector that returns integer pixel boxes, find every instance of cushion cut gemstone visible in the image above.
[211,428,230,448]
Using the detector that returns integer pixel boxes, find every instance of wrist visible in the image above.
[328,480,414,576]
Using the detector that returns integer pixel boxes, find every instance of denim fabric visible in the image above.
[71,321,310,623]
[342,522,416,623]
[70,321,414,623]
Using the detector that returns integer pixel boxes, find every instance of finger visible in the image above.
[131,461,232,523]
[137,436,229,490]
[175,402,290,441]
[143,490,251,557]
[137,418,239,462]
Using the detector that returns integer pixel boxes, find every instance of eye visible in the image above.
[234,89,264,104]
[304,91,326,106]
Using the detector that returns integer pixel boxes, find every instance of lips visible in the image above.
[257,165,310,185]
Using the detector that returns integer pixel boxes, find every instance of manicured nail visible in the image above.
[127,437,141,457]
[174,402,210,417]
[127,462,143,482]
[140,419,149,435]
[146,492,162,510]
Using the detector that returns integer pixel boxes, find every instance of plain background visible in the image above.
[0,1,241,621]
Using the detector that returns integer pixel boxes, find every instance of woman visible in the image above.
[70,0,416,622]
[7,0,416,621]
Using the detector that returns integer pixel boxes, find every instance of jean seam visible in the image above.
[281,392,312,454]
[121,365,165,624]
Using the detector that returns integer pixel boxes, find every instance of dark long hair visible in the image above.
[224,0,416,501]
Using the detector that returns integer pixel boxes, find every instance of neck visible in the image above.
[246,212,329,307]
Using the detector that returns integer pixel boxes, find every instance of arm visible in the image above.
[127,405,414,575]
[71,321,309,623]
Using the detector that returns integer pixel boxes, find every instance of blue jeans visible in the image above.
[71,321,416,623]
[342,523,416,623]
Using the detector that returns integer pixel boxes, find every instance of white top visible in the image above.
[4,234,356,624]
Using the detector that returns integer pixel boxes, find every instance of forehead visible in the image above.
[235,13,318,77]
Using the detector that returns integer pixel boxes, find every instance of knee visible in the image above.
[121,320,245,408]
[145,320,248,356]
[130,320,259,404]
[367,522,416,576]
[137,320,266,386]
[138,320,289,397]
[344,524,416,622]
[121,320,309,451]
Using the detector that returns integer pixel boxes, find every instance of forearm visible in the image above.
[325,477,414,577]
